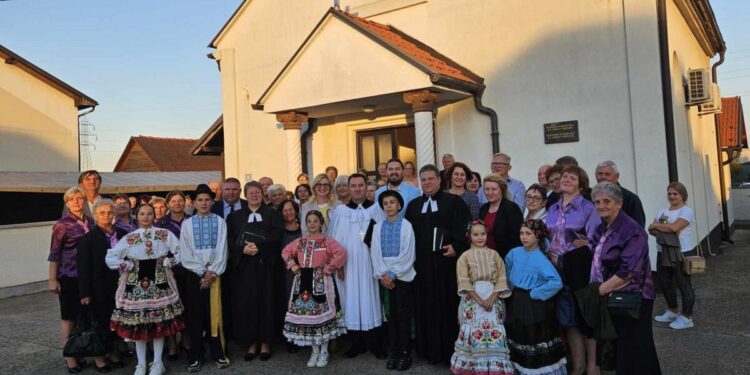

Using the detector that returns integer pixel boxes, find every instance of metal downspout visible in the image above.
[712,51,732,242]
[473,85,499,154]
[657,0,678,183]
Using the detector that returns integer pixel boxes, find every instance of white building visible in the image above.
[208,0,729,253]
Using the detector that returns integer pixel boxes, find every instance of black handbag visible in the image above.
[63,307,108,358]
[607,291,642,320]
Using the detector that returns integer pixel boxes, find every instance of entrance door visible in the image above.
[356,125,416,181]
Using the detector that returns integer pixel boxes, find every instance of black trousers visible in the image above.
[386,280,414,354]
[656,250,696,315]
[183,272,227,363]
[611,299,661,375]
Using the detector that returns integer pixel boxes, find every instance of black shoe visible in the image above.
[343,343,366,358]
[244,352,256,361]
[108,358,125,369]
[259,352,271,361]
[371,345,388,360]
[396,355,412,371]
[187,361,202,373]
[66,365,81,374]
[386,353,399,370]
[94,363,112,373]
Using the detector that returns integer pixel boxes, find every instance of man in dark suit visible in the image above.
[595,160,646,227]
[211,177,247,219]
[209,177,246,340]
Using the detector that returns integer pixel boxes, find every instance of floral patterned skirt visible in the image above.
[110,258,185,341]
[451,281,514,375]
[282,267,345,346]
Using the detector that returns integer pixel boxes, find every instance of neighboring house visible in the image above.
[719,97,748,170]
[208,0,729,251]
[192,115,225,176]
[0,43,97,172]
[114,135,223,172]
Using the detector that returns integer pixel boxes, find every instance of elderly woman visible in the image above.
[649,181,697,330]
[546,165,600,375]
[227,181,284,361]
[77,199,128,370]
[112,193,137,233]
[301,174,340,235]
[591,182,660,374]
[49,187,94,373]
[446,162,482,219]
[478,174,523,259]
[268,184,288,209]
[524,184,548,220]
[155,190,190,360]
[334,175,350,205]
[295,184,312,205]
[403,161,419,188]
[150,196,168,223]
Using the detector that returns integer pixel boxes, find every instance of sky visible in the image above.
[0,0,748,171]
[0,0,242,171]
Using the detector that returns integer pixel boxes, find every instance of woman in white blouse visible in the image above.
[106,204,185,375]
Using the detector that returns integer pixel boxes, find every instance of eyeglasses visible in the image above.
[490,162,510,167]
[525,195,544,202]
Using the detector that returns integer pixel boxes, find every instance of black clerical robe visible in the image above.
[226,204,283,347]
[404,190,471,364]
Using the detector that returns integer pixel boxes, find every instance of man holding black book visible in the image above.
[405,164,472,365]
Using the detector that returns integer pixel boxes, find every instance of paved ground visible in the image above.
[2,230,748,375]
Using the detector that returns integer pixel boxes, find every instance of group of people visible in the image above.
[48,152,700,375]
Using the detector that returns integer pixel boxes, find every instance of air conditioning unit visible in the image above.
[698,83,722,115]
[687,68,711,104]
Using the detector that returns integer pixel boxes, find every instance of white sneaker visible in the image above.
[307,352,319,367]
[316,352,329,367]
[654,310,679,323]
[669,315,694,330]
[134,363,148,375]
[149,362,166,375]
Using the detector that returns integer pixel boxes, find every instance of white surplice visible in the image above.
[328,201,383,331]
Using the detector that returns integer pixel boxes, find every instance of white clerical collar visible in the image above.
[422,196,438,213]
[388,183,401,191]
[247,212,262,223]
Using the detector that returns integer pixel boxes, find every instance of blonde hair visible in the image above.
[310,173,335,201]
[63,187,84,203]
[482,173,512,201]
[149,196,167,206]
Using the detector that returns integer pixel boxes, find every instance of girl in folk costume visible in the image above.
[281,210,347,368]
[505,220,566,375]
[451,220,514,375]
[178,185,231,372]
[106,204,185,375]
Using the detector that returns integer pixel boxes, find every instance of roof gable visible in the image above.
[254,7,484,112]
[115,136,223,172]
[0,44,98,109]
[209,0,250,48]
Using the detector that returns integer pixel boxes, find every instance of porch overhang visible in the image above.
[252,7,484,117]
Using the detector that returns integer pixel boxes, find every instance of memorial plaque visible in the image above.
[544,120,579,144]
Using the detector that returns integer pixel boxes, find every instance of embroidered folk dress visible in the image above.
[451,246,514,375]
[105,227,185,341]
[281,235,347,346]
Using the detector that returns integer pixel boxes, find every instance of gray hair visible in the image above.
[591,181,623,203]
[596,160,619,174]
[334,175,349,188]
[267,183,286,196]
[441,153,455,161]
[493,152,511,162]
[93,199,116,212]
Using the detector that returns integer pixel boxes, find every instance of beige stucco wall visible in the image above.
[0,223,53,289]
[0,61,79,172]
[666,0,724,248]
[214,0,724,250]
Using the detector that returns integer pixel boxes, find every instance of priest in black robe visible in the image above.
[405,164,471,365]
[226,181,283,361]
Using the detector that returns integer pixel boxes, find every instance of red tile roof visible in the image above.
[339,11,481,85]
[115,136,223,172]
[718,97,747,149]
